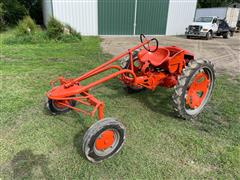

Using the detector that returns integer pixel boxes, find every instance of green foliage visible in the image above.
[47,17,64,39]
[65,24,82,40]
[3,17,81,45]
[46,18,81,42]
[0,2,6,31]
[197,0,239,8]
[17,0,43,24]
[59,34,82,43]
[3,32,82,45]
[1,0,43,26]
[15,16,37,36]
[1,0,28,25]
[3,31,48,44]
[3,27,82,45]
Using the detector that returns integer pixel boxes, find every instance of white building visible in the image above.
[42,0,197,36]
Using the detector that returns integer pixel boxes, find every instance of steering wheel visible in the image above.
[140,34,158,52]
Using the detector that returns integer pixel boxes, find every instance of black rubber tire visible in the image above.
[120,50,145,93]
[223,32,229,39]
[82,118,126,163]
[206,31,212,40]
[172,59,215,119]
[186,36,191,39]
[46,98,76,115]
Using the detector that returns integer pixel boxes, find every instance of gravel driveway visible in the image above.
[101,34,240,77]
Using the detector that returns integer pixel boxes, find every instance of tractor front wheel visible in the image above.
[172,59,215,119]
[46,98,76,115]
[82,118,125,163]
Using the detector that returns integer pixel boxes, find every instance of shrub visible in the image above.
[59,34,82,43]
[4,18,82,44]
[47,17,64,39]
[1,0,28,25]
[65,24,82,40]
[15,16,37,36]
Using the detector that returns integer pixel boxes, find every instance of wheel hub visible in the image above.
[95,130,115,151]
[186,72,210,109]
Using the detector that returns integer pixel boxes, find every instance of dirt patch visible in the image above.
[101,34,240,77]
[47,58,66,62]
[0,55,24,62]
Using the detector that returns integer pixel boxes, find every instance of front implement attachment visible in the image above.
[46,35,152,119]
[47,77,105,119]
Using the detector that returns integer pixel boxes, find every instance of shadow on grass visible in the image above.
[72,116,93,159]
[73,131,85,159]
[103,78,177,119]
[42,98,89,160]
[11,150,53,179]
[70,80,178,161]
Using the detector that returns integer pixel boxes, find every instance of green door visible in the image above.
[135,0,169,35]
[98,0,135,35]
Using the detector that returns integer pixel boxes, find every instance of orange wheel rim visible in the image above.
[186,72,210,109]
[95,130,115,151]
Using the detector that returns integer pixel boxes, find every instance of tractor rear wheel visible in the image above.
[46,98,76,115]
[172,59,215,119]
[82,118,125,163]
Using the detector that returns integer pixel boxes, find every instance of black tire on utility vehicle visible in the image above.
[206,31,212,40]
[82,118,126,163]
[46,98,76,115]
[172,59,215,119]
[223,31,229,39]
[120,50,145,93]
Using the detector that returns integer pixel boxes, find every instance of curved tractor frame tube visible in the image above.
[47,39,152,120]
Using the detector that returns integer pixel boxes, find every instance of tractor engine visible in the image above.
[120,49,180,90]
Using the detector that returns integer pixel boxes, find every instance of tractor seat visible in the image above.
[138,47,170,67]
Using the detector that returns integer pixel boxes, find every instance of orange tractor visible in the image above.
[46,34,215,163]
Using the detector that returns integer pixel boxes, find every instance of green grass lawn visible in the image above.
[1,31,240,179]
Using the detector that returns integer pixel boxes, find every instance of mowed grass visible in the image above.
[0,30,240,179]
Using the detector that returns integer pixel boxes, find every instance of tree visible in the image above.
[0,0,43,26]
[1,0,28,25]
[198,0,240,8]
[17,0,43,24]
[0,2,6,31]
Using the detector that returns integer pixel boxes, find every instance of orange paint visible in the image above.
[95,130,115,150]
[186,72,210,109]
[46,35,195,120]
